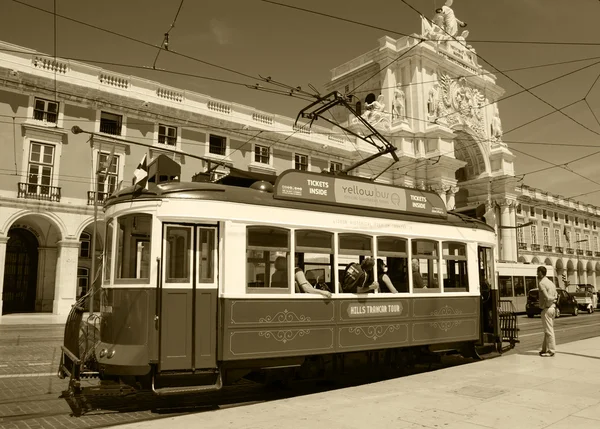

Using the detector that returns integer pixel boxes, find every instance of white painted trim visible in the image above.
[249,141,274,169]
[292,151,311,171]
[94,109,127,137]
[20,131,65,189]
[26,94,65,129]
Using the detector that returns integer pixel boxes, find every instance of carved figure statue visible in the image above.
[490,104,503,142]
[392,84,406,121]
[456,30,469,46]
[435,0,466,37]
[420,14,445,42]
[362,94,386,124]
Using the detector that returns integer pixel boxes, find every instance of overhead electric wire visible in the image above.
[258,0,600,47]
[152,0,185,69]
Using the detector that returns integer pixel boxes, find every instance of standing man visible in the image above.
[537,266,558,357]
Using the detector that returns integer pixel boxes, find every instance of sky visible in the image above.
[1,0,600,205]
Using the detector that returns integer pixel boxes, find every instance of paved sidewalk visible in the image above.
[0,313,69,325]
[114,337,600,429]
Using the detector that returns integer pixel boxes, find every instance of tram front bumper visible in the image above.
[95,342,151,376]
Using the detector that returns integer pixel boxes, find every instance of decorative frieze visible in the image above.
[32,57,68,74]
[99,73,129,89]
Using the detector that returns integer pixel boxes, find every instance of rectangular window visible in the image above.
[565,215,569,224]
[338,233,373,294]
[330,161,343,172]
[543,227,549,246]
[554,212,558,222]
[295,153,308,171]
[100,111,123,135]
[254,144,270,164]
[197,228,216,283]
[529,207,535,217]
[542,209,547,220]
[576,232,581,248]
[499,276,513,298]
[411,240,440,293]
[97,151,119,196]
[295,230,335,293]
[517,224,524,243]
[442,242,468,292]
[585,219,589,228]
[594,221,597,230]
[80,232,91,258]
[115,214,152,282]
[165,226,191,283]
[77,267,89,298]
[595,237,599,251]
[516,204,522,215]
[158,124,177,146]
[33,98,58,124]
[554,229,560,247]
[575,217,579,226]
[377,237,408,293]
[530,225,537,245]
[209,134,226,155]
[247,226,290,291]
[584,235,589,251]
[27,142,54,195]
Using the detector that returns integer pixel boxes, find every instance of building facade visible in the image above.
[0,9,598,317]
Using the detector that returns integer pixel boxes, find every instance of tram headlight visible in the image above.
[107,350,116,359]
[99,349,107,358]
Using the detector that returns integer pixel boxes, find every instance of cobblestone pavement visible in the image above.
[0,325,169,429]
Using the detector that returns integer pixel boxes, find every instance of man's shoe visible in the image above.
[539,351,547,356]
[547,352,555,357]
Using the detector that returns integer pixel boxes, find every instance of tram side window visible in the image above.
[525,276,537,294]
[411,240,440,293]
[295,230,334,293]
[377,236,408,293]
[514,276,525,296]
[338,233,373,293]
[103,219,113,284]
[197,228,216,283]
[247,226,290,291]
[115,214,152,282]
[442,242,468,292]
[498,276,514,298]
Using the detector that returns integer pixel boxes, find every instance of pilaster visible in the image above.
[53,239,80,315]
[0,236,8,314]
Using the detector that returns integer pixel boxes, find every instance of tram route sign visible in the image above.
[274,170,447,218]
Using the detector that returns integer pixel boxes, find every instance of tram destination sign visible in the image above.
[274,171,447,218]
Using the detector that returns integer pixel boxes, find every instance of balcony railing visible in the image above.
[518,242,528,250]
[543,245,553,252]
[586,250,593,256]
[99,121,122,135]
[577,249,584,256]
[555,246,563,253]
[17,182,61,202]
[531,244,541,251]
[566,248,575,254]
[87,191,109,205]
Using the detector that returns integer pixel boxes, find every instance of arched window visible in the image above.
[79,232,91,258]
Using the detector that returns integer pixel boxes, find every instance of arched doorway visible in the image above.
[2,228,39,314]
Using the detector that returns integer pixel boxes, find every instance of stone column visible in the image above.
[500,201,512,262]
[507,202,518,262]
[0,236,8,313]
[53,239,80,315]
[36,246,58,312]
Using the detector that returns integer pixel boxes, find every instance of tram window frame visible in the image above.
[498,275,514,298]
[197,227,216,284]
[377,236,409,293]
[338,233,373,294]
[164,226,192,284]
[513,276,525,296]
[103,219,114,284]
[295,230,335,294]
[442,241,468,292]
[114,214,152,284]
[246,226,291,293]
[411,239,440,293]
[525,276,537,294]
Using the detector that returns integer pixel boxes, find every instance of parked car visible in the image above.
[573,284,597,314]
[526,288,578,318]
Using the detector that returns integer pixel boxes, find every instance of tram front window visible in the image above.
[412,240,440,293]
[247,226,290,291]
[442,242,468,292]
[115,214,151,282]
[104,219,113,284]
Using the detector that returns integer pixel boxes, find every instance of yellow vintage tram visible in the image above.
[59,163,504,397]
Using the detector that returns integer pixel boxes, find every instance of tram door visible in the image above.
[478,246,499,345]
[159,224,218,371]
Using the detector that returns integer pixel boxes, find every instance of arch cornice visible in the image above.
[1,209,66,241]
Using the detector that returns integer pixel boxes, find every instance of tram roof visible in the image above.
[106,179,493,232]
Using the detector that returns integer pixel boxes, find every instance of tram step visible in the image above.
[152,372,223,396]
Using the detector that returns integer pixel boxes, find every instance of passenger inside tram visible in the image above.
[294,253,332,298]
[412,258,426,289]
[377,258,398,293]
[270,256,288,288]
